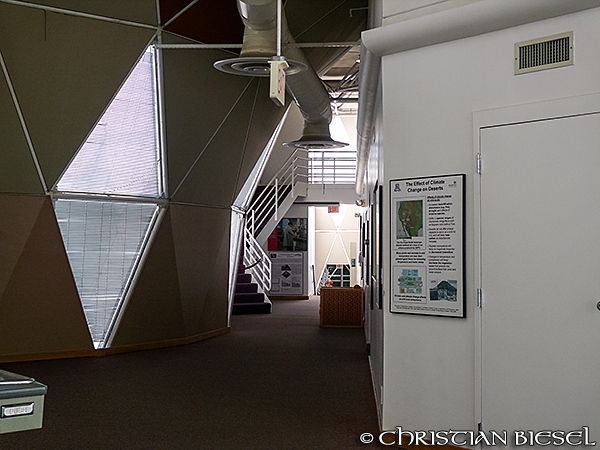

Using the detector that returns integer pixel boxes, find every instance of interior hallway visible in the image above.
[1,298,386,449]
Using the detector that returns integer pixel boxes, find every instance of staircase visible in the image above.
[247,149,308,245]
[232,259,272,315]
[231,149,307,315]
[231,149,308,315]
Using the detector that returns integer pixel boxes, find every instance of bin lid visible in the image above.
[0,370,47,399]
[0,370,35,385]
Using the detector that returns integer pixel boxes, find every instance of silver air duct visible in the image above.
[214,0,347,149]
[354,45,378,197]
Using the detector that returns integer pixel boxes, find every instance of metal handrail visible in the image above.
[243,148,308,293]
[241,147,356,293]
[316,263,351,294]
[244,258,263,271]
[244,226,271,292]
[308,150,356,185]
[247,148,308,238]
[316,265,331,295]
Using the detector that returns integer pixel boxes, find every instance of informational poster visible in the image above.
[389,174,466,317]
[269,251,305,295]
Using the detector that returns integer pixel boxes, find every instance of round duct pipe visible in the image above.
[214,0,347,149]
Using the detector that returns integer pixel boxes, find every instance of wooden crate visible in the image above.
[319,287,364,327]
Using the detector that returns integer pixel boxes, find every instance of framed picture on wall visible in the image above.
[389,174,466,318]
[268,218,308,252]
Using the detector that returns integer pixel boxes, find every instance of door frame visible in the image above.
[472,91,600,437]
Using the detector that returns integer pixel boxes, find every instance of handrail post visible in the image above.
[333,155,336,184]
[321,150,325,193]
[292,150,296,186]
[274,177,278,220]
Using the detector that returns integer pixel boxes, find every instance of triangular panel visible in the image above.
[315,233,336,279]
[171,78,259,206]
[235,78,291,197]
[0,195,45,299]
[159,0,196,25]
[315,206,335,229]
[57,47,160,197]
[0,68,44,194]
[169,204,230,334]
[161,1,243,44]
[54,199,158,348]
[329,234,351,263]
[110,209,186,347]
[161,31,199,45]
[0,197,93,355]
[0,3,155,189]
[25,0,158,25]
[161,47,255,194]
[285,0,366,73]
[258,103,304,184]
[194,219,231,333]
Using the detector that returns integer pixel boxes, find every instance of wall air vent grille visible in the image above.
[515,32,573,75]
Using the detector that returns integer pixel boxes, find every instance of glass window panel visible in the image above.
[53,45,163,348]
[55,199,158,348]
[56,47,160,197]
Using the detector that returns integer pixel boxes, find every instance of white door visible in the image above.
[479,111,600,447]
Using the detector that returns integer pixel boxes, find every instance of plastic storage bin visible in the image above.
[0,370,47,434]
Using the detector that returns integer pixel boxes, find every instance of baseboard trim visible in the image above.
[0,348,97,363]
[0,327,231,363]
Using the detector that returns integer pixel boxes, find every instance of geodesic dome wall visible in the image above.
[0,0,289,358]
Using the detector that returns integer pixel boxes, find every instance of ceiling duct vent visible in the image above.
[515,32,573,75]
[215,0,347,150]
[214,57,306,77]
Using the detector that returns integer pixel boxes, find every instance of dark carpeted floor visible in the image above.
[0,298,387,449]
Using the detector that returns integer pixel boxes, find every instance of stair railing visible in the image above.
[243,226,271,292]
[316,265,331,295]
[247,148,308,238]
[244,148,308,293]
[308,149,357,184]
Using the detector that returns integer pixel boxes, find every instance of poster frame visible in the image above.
[389,173,466,318]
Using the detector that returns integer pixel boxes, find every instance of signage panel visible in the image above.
[389,174,466,317]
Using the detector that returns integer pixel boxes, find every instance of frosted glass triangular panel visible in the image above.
[55,199,158,348]
[56,47,160,197]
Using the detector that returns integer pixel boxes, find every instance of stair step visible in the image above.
[232,298,272,315]
[235,283,258,294]
[234,292,265,304]
[237,273,252,284]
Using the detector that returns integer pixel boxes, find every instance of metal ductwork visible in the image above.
[354,45,378,197]
[214,0,347,149]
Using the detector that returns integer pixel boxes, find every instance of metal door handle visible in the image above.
[597,301,600,312]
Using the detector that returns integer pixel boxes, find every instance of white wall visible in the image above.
[313,204,361,286]
[274,203,360,295]
[382,0,481,26]
[364,87,385,420]
[380,7,600,432]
